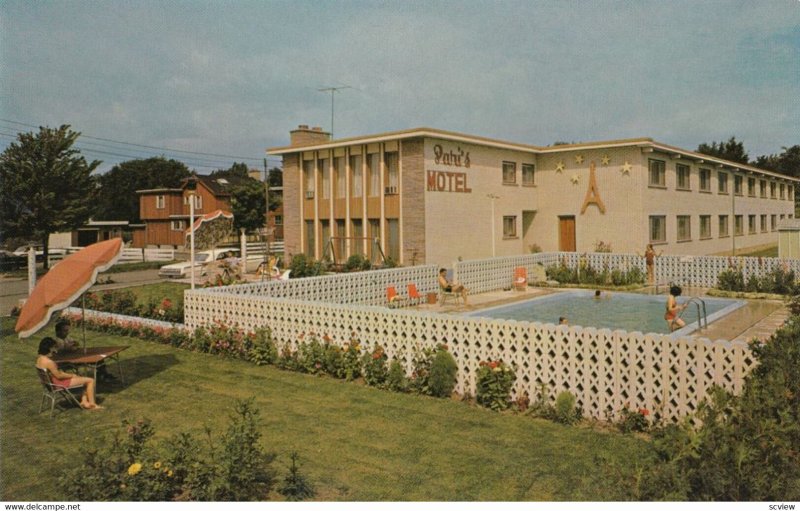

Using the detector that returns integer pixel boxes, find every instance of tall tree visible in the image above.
[95,157,191,223]
[229,178,281,233]
[697,137,749,165]
[211,161,250,178]
[0,125,100,268]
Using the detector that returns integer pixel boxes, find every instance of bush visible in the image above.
[278,452,315,501]
[345,253,370,272]
[545,262,643,286]
[58,399,278,501]
[362,344,388,386]
[248,327,278,366]
[475,360,516,411]
[428,347,458,398]
[297,335,326,375]
[341,338,362,381]
[409,344,452,396]
[554,391,580,425]
[617,406,651,433]
[386,360,409,392]
[289,254,327,278]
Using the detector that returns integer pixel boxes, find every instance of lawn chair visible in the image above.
[386,286,407,308]
[407,283,424,305]
[513,267,528,291]
[36,367,83,417]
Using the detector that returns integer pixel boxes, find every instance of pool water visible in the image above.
[466,290,744,335]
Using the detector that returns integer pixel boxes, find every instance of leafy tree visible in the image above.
[95,157,191,223]
[697,137,749,164]
[211,162,249,179]
[0,125,100,268]
[754,146,800,178]
[230,179,267,233]
[267,167,282,187]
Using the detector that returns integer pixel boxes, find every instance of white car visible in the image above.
[158,248,236,279]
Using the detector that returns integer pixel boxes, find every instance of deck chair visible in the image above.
[513,267,528,291]
[407,283,424,305]
[386,286,407,308]
[36,367,83,417]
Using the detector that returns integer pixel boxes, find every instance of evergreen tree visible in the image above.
[697,136,749,165]
[0,125,100,268]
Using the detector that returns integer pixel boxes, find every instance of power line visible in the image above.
[0,118,282,164]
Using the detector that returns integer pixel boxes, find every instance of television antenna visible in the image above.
[317,85,352,138]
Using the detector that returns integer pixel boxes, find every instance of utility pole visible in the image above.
[318,85,351,138]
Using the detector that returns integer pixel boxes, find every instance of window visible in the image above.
[170,220,185,231]
[699,168,711,192]
[761,214,768,232]
[789,186,794,201]
[274,215,283,226]
[386,218,400,262]
[385,152,399,193]
[700,215,711,239]
[734,175,743,195]
[522,163,535,185]
[748,177,756,197]
[771,214,777,231]
[350,155,362,198]
[781,214,786,221]
[760,180,767,198]
[156,195,165,209]
[368,219,381,259]
[183,195,201,209]
[748,215,756,234]
[677,215,691,241]
[780,183,786,199]
[334,219,346,259]
[335,157,346,198]
[649,159,666,187]
[649,215,666,243]
[770,181,777,198]
[735,215,744,236]
[319,158,330,199]
[304,220,315,257]
[719,215,729,237]
[502,162,517,185]
[368,153,380,197]
[503,216,517,238]
[351,219,363,255]
[320,220,331,256]
[676,164,691,190]
[303,160,315,197]
[718,172,728,194]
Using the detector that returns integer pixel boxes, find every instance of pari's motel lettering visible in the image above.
[427,144,472,193]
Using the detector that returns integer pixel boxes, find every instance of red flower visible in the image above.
[638,408,650,416]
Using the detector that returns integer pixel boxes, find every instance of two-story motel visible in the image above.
[268,125,798,267]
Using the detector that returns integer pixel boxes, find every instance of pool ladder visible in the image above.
[678,297,708,330]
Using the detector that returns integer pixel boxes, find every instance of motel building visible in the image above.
[268,125,799,268]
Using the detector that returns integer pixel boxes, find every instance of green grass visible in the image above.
[119,282,189,306]
[735,246,779,258]
[1,317,651,501]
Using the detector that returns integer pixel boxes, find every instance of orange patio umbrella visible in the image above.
[15,238,124,339]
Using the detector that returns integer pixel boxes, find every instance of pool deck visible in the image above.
[406,285,788,343]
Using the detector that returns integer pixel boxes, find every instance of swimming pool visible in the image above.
[465,290,745,335]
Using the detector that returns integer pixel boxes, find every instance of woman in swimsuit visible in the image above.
[36,337,102,410]
[664,285,686,332]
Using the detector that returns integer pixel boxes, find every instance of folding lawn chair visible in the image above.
[36,367,83,417]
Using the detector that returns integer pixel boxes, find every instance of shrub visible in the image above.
[362,344,388,387]
[248,327,277,366]
[341,338,362,381]
[321,338,346,378]
[297,334,326,375]
[289,254,327,278]
[475,360,516,411]
[428,347,458,398]
[386,360,409,392]
[409,344,450,395]
[278,452,314,501]
[345,253,370,272]
[617,406,650,433]
[554,391,580,425]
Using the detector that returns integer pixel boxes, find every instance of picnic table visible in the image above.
[52,346,129,388]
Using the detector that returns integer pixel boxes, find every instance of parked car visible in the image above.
[158,248,238,278]
[0,250,27,271]
[12,245,67,261]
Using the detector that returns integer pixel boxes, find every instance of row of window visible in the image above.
[303,152,399,200]
[304,217,401,261]
[155,195,203,210]
[649,213,794,243]
[502,162,536,186]
[649,159,794,200]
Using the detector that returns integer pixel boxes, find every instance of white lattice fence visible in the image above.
[184,291,756,422]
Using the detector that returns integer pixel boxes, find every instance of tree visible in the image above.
[211,161,249,179]
[95,157,191,223]
[267,167,283,187]
[229,178,281,233]
[697,137,749,165]
[0,125,100,268]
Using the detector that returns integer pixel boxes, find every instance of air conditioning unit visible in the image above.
[305,191,314,199]
[385,186,398,195]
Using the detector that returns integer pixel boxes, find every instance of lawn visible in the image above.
[1,317,652,501]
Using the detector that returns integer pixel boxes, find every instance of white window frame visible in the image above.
[156,195,165,209]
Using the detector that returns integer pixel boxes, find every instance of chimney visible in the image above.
[290,124,331,147]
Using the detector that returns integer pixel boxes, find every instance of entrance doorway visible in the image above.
[558,216,576,252]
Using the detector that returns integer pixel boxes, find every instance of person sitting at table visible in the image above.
[56,320,115,382]
[36,337,102,410]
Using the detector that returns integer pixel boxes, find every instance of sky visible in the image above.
[2,0,799,174]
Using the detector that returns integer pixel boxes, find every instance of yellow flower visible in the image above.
[127,463,142,476]
[167,470,173,477]
[153,461,162,469]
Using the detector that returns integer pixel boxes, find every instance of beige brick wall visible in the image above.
[401,139,426,265]
[282,153,301,259]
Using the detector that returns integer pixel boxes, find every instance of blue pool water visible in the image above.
[466,290,744,335]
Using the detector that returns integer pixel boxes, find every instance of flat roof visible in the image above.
[266,126,800,182]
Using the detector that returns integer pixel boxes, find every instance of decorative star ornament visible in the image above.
[555,161,565,173]
[575,154,584,165]
[620,161,632,175]
[570,174,581,184]
[601,154,611,166]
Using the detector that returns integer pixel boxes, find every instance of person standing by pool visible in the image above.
[641,244,662,285]
[665,285,686,332]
